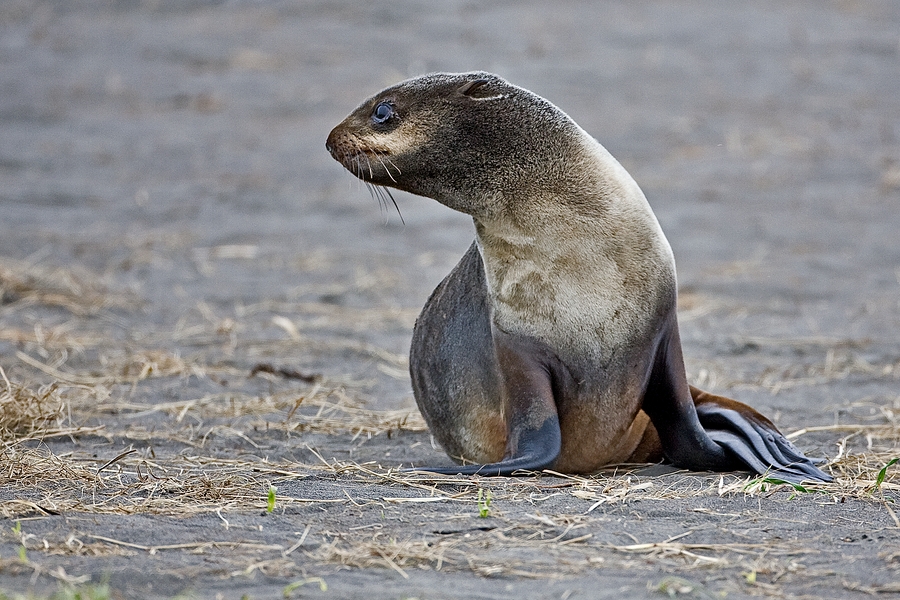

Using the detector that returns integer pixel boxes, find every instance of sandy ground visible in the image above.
[1,1,899,598]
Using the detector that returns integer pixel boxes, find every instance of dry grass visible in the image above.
[1,356,897,519]
[0,368,68,440]
[2,406,896,587]
[0,257,135,317]
[88,386,427,437]
[2,257,898,594]
[1,446,315,519]
[312,536,471,578]
[755,347,900,394]
[688,342,900,394]
[311,532,591,579]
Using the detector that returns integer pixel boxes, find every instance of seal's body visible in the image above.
[326,72,830,483]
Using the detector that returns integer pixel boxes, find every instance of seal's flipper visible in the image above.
[409,243,509,465]
[405,415,561,475]
[642,317,832,483]
[407,328,563,476]
[692,388,832,483]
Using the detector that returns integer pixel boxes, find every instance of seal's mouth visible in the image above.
[325,128,400,184]
[325,128,363,175]
[326,127,404,223]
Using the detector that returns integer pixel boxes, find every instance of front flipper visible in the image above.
[407,415,560,476]
[406,329,562,476]
[643,316,832,484]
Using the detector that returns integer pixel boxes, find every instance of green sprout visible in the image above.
[656,576,719,598]
[477,488,492,518]
[267,485,277,513]
[283,577,327,596]
[12,521,26,564]
[0,581,115,600]
[743,475,818,499]
[875,458,898,491]
[55,582,112,600]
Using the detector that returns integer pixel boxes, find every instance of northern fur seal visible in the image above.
[326,72,831,483]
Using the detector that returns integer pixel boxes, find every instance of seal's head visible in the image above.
[326,72,582,217]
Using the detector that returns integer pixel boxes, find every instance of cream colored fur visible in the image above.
[475,129,677,368]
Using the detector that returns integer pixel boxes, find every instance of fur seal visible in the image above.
[326,72,831,483]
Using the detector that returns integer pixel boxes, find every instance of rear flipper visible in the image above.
[691,386,832,484]
[643,317,832,484]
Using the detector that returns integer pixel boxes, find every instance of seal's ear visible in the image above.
[456,78,504,100]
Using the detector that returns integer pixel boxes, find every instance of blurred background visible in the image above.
[1,3,899,597]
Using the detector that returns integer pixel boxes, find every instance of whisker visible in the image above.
[372,149,401,182]
[380,186,404,225]
[385,157,402,176]
[352,155,363,190]
[344,148,404,225]
[373,153,397,183]
[365,182,388,221]
[356,155,366,191]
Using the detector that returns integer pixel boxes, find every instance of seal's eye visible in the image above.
[371,102,395,125]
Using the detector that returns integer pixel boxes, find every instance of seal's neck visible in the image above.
[475,135,668,255]
[472,134,676,346]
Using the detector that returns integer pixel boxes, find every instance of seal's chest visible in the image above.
[486,253,658,360]
[474,203,675,361]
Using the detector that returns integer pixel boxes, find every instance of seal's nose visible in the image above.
[325,126,354,166]
[325,128,337,155]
